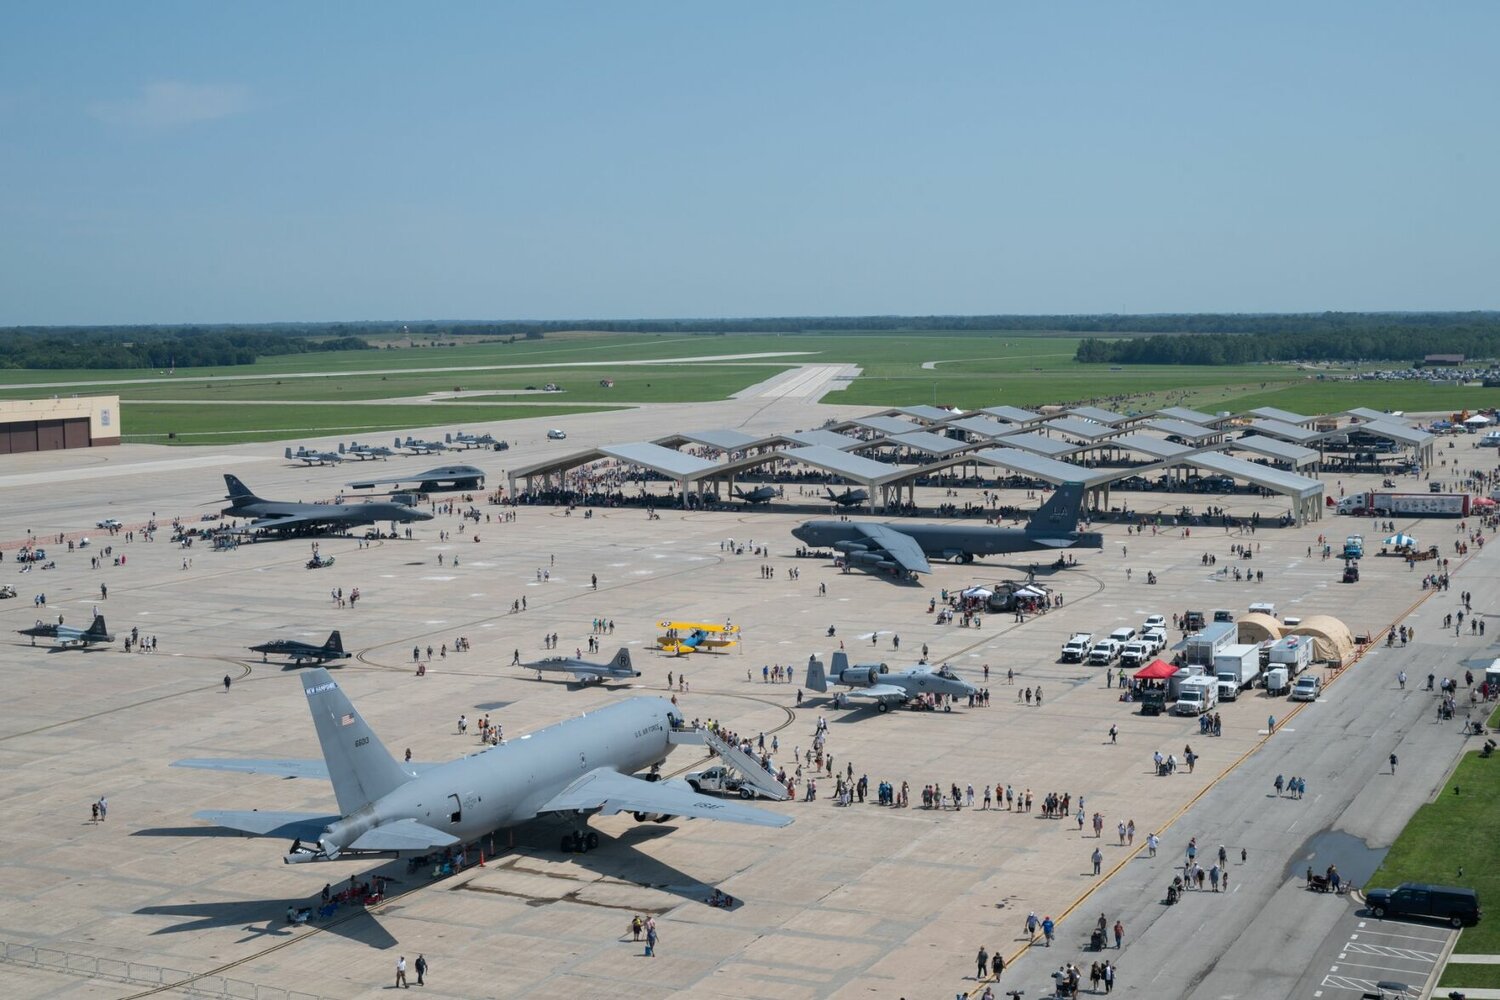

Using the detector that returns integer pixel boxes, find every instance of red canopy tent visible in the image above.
[1133,659,1178,680]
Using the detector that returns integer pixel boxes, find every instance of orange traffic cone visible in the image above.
[477,847,486,867]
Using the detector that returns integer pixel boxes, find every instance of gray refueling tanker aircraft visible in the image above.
[175,668,788,862]
[249,630,348,666]
[522,647,641,685]
[791,483,1102,578]
[220,474,433,534]
[806,651,977,712]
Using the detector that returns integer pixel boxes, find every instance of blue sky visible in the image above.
[2,4,1495,324]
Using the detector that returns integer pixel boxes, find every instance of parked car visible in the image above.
[1365,883,1481,928]
[97,518,123,529]
[1290,674,1322,701]
[547,429,567,440]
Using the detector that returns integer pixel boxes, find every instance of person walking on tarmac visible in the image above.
[1390,751,1398,774]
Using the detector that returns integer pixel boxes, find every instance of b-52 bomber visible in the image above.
[522,647,640,685]
[249,630,348,666]
[792,483,1102,580]
[733,486,778,505]
[806,651,976,712]
[220,474,432,535]
[286,446,343,466]
[17,614,114,648]
[174,668,788,863]
[345,465,485,494]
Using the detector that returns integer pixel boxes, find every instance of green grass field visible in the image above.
[1367,750,1500,954]
[5,329,1498,444]
[120,402,623,444]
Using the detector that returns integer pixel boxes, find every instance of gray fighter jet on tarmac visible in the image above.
[249,630,348,666]
[446,430,497,449]
[791,483,1101,578]
[522,647,640,685]
[220,474,432,534]
[733,486,778,505]
[286,446,343,466]
[174,667,789,862]
[806,651,976,712]
[17,614,115,648]
[825,487,869,508]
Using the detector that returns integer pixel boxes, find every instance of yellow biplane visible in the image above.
[656,619,740,655]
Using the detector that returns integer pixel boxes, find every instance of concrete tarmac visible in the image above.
[0,398,1489,999]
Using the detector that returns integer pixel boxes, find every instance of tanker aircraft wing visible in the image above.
[541,768,791,828]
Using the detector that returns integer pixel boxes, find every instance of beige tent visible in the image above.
[1287,615,1356,665]
[1237,613,1283,645]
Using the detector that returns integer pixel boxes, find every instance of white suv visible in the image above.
[1290,675,1322,701]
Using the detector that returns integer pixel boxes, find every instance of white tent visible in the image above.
[961,586,993,599]
[1464,414,1491,425]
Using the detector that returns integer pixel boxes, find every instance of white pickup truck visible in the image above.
[1087,639,1119,665]
[1119,640,1152,668]
[1061,632,1094,663]
[685,765,766,799]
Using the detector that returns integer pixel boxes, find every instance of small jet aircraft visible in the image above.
[522,647,640,685]
[445,430,497,450]
[249,630,348,666]
[286,446,343,466]
[805,651,977,712]
[174,667,788,863]
[792,484,1102,580]
[339,441,394,461]
[733,486,778,505]
[396,436,447,455]
[656,620,740,655]
[17,614,115,648]
[346,465,485,494]
[826,487,870,508]
[220,474,433,534]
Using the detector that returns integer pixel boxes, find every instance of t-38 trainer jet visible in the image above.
[174,668,789,862]
[521,647,640,685]
[17,614,115,648]
[249,630,348,666]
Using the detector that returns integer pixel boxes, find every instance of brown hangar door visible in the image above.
[37,419,66,451]
[63,418,90,448]
[0,421,39,454]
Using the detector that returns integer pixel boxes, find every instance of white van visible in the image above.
[547,429,567,440]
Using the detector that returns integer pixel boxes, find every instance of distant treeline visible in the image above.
[1075,315,1500,365]
[0,328,372,370]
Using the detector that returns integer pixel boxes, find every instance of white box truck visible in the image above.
[1214,644,1261,701]
[1174,676,1219,715]
[1264,666,1290,696]
[1185,622,1237,666]
[1268,635,1313,677]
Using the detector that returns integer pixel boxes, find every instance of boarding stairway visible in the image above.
[668,727,788,800]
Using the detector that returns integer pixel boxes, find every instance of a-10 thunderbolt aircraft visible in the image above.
[285,446,343,466]
[791,483,1102,579]
[521,647,641,685]
[445,430,497,449]
[339,441,395,461]
[16,614,115,648]
[396,436,447,455]
[805,651,976,712]
[175,668,789,861]
[248,630,348,666]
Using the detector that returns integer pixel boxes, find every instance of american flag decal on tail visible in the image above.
[340,713,355,727]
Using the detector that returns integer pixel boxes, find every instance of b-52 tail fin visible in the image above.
[301,668,411,815]
[1026,483,1085,536]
